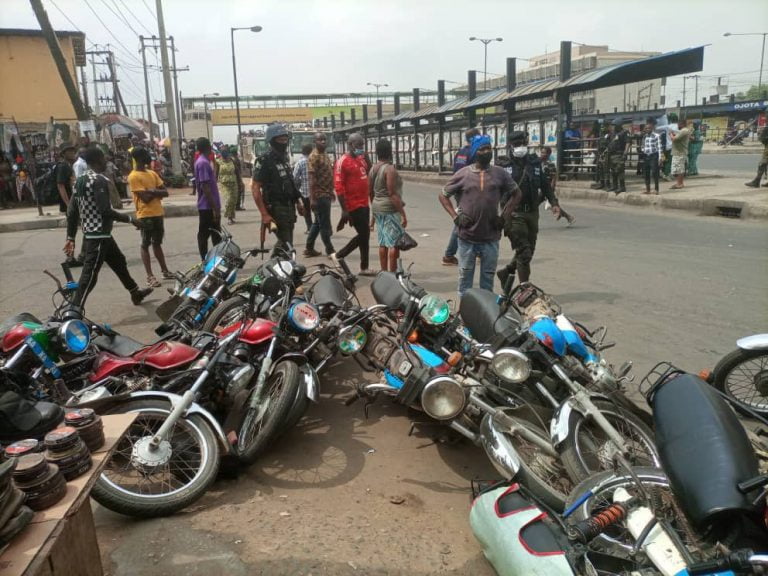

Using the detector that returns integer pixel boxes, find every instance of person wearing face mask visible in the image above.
[252,123,304,255]
[334,133,375,276]
[496,131,560,290]
[442,127,480,266]
[440,135,520,297]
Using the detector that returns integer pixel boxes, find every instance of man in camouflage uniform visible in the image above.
[251,123,304,254]
[745,126,768,188]
[591,123,611,189]
[606,119,628,194]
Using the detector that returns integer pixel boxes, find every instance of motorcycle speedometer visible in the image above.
[58,320,91,355]
[287,301,320,332]
[419,294,450,326]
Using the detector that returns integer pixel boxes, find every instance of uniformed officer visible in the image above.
[497,131,560,289]
[251,123,304,254]
[607,119,628,193]
[590,122,611,189]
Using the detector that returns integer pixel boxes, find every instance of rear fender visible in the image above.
[549,392,611,447]
[737,334,768,351]
[479,413,522,478]
[272,354,319,403]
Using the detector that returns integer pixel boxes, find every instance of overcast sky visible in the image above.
[3,0,767,109]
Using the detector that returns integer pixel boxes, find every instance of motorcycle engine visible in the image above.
[362,329,398,370]
[117,374,152,393]
[585,361,617,390]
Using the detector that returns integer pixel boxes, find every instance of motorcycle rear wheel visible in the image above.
[713,348,768,416]
[202,295,247,335]
[236,361,301,465]
[91,399,220,518]
[559,400,659,484]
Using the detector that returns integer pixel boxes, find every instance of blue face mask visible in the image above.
[354,148,365,156]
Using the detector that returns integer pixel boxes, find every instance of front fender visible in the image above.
[479,413,522,478]
[127,391,230,454]
[272,354,319,403]
[737,334,768,351]
[549,391,611,447]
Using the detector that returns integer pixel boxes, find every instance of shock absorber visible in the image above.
[568,500,631,544]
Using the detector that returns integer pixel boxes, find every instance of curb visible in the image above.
[398,172,767,221]
[0,204,200,234]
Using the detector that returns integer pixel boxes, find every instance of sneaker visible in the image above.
[442,256,458,266]
[359,269,377,277]
[146,275,162,288]
[161,270,175,280]
[303,248,322,257]
[566,215,575,227]
[131,287,153,305]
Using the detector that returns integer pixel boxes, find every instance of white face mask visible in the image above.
[512,146,528,158]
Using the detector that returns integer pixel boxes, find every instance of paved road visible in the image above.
[699,152,761,174]
[0,184,766,575]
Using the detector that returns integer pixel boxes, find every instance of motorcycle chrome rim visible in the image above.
[237,370,286,452]
[723,356,768,411]
[211,305,247,336]
[100,407,210,499]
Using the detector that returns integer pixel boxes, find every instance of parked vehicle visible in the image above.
[708,334,768,416]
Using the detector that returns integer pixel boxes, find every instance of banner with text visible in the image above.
[211,107,313,126]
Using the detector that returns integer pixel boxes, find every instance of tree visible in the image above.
[735,85,768,101]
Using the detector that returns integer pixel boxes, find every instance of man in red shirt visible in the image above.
[334,133,375,275]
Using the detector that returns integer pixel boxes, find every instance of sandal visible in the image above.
[147,275,162,288]
[161,270,175,280]
[359,269,378,277]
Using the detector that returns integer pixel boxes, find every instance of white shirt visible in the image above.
[73,157,88,179]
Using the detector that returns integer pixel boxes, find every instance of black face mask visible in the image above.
[272,142,289,155]
[476,151,492,166]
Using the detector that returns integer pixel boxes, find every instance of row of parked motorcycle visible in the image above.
[0,227,766,575]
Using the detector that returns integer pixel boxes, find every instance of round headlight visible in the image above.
[287,301,320,332]
[490,348,531,384]
[419,294,450,326]
[58,320,90,355]
[338,325,367,355]
[421,376,466,420]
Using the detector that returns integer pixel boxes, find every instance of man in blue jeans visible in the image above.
[442,127,480,266]
[439,135,519,297]
[304,132,336,257]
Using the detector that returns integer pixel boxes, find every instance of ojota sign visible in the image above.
[731,101,767,111]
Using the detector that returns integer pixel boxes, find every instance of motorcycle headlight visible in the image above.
[287,301,320,332]
[419,294,450,326]
[58,320,90,355]
[421,376,465,420]
[338,325,367,355]
[490,348,531,384]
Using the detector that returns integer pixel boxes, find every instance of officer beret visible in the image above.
[508,130,527,143]
[612,118,623,127]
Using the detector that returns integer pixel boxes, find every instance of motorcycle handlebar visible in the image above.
[60,262,75,283]
[687,550,760,575]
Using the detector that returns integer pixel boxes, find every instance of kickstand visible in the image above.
[363,396,377,419]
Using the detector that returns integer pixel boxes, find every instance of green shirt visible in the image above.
[671,127,691,157]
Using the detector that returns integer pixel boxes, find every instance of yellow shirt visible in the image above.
[129,169,165,219]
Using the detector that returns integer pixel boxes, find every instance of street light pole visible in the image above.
[723,32,768,96]
[203,92,218,140]
[367,82,388,102]
[231,25,262,161]
[469,36,503,91]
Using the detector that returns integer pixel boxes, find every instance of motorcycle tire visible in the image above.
[202,295,247,335]
[90,399,220,518]
[712,348,768,416]
[236,361,301,465]
[559,400,659,484]
[564,466,726,561]
[280,382,311,433]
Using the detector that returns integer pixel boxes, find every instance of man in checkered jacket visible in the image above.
[64,146,152,312]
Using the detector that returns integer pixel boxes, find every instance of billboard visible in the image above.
[211,107,313,126]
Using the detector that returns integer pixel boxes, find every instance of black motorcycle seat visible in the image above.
[0,313,42,339]
[459,289,520,343]
[92,333,147,357]
[371,272,409,312]
[311,275,347,309]
[651,373,761,528]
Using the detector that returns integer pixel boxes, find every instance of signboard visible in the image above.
[72,36,86,67]
[211,107,313,126]
[730,100,767,112]
[78,119,96,135]
[154,103,169,123]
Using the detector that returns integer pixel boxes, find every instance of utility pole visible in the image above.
[107,52,128,115]
[30,0,88,120]
[169,37,189,144]
[79,67,90,114]
[155,0,181,174]
[139,36,154,141]
[91,54,101,114]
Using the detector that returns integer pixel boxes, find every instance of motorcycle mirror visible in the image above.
[248,280,259,311]
[617,361,633,379]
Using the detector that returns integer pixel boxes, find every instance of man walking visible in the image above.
[539,146,575,225]
[334,133,375,276]
[606,119,628,194]
[194,137,222,260]
[252,123,304,255]
[641,118,662,194]
[590,123,611,189]
[563,121,582,175]
[745,126,768,187]
[293,143,314,233]
[305,132,336,257]
[669,119,691,190]
[442,127,480,266]
[63,146,151,314]
[440,135,519,297]
[496,132,559,289]
[230,146,246,210]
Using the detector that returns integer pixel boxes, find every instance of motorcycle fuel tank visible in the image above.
[529,317,567,357]
[89,341,201,381]
[2,322,40,353]
[219,318,275,345]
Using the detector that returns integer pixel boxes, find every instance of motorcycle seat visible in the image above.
[371,272,409,312]
[310,275,347,309]
[92,333,147,357]
[459,289,520,343]
[0,313,41,339]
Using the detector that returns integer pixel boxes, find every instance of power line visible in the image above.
[140,0,157,21]
[117,0,155,36]
[98,0,142,38]
[81,0,143,66]
[46,0,97,48]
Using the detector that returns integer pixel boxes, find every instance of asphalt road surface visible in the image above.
[0,184,766,575]
[698,152,761,174]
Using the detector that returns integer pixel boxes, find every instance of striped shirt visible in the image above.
[293,156,310,198]
[642,132,662,159]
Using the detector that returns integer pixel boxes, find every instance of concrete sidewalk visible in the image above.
[400,171,768,220]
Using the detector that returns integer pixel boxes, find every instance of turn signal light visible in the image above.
[698,369,712,382]
[295,286,305,296]
[407,330,419,343]
[447,352,462,366]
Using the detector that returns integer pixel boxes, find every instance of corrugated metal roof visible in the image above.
[437,95,470,114]
[464,87,508,109]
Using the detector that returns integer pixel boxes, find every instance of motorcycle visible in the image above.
[706,334,768,416]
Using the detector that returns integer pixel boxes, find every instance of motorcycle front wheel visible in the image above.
[202,295,247,335]
[236,361,301,465]
[91,399,220,518]
[713,348,768,415]
[559,400,659,484]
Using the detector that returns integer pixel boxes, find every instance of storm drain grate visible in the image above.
[716,206,742,218]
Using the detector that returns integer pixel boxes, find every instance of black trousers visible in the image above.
[301,197,313,230]
[643,155,660,191]
[72,237,139,309]
[336,206,370,270]
[198,209,222,260]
